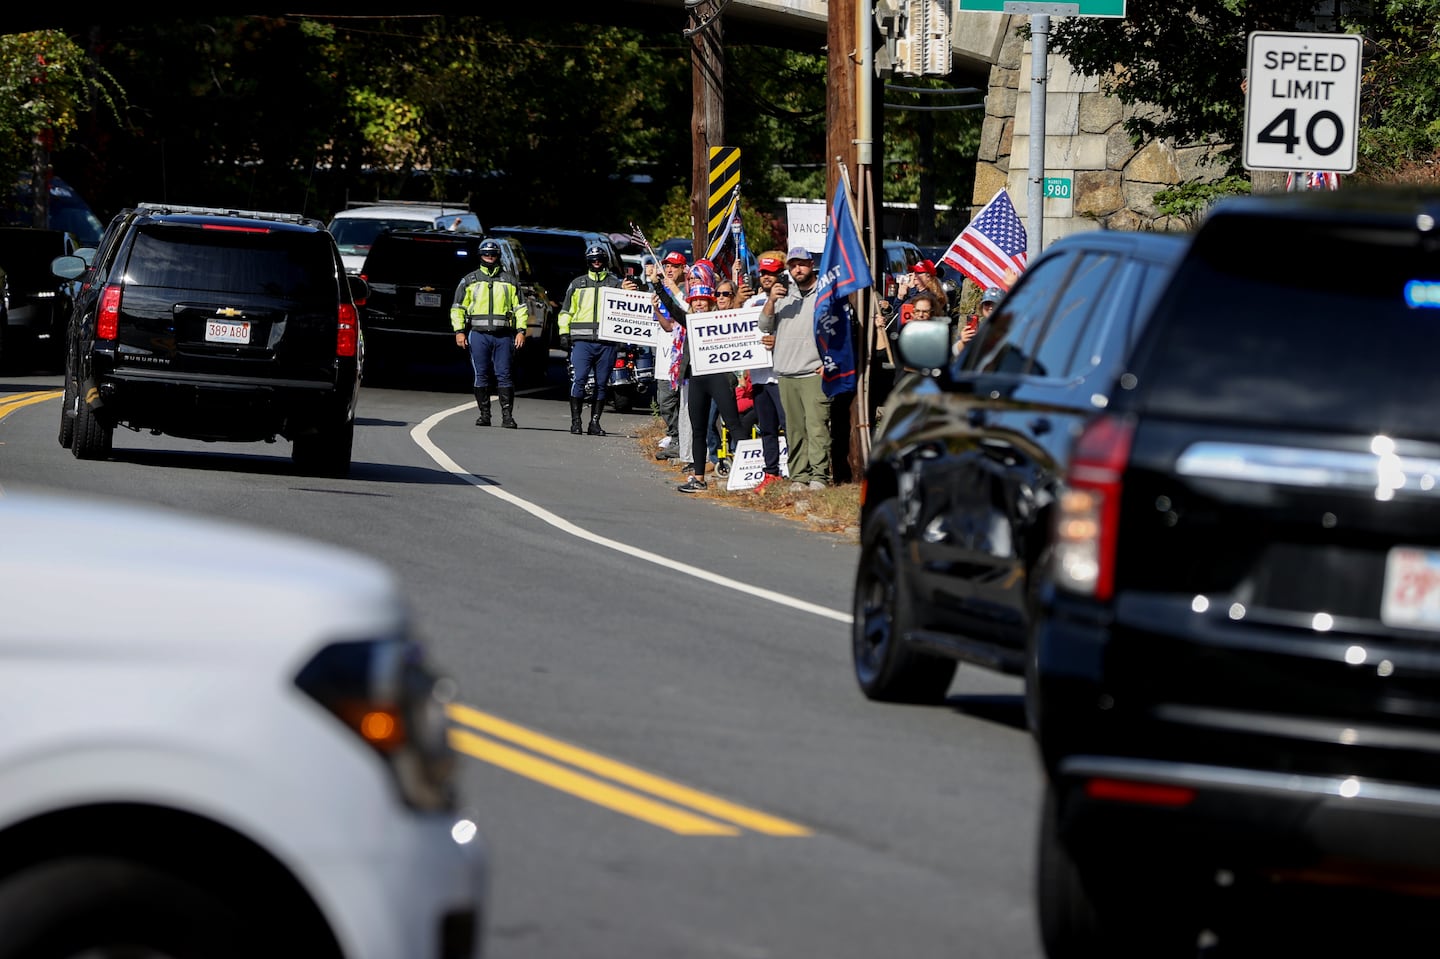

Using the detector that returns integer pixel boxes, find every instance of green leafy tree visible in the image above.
[1040,1,1321,175]
[1043,1,1440,184]
[0,30,124,218]
[1346,0,1440,181]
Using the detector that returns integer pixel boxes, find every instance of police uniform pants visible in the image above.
[466,330,514,392]
[569,339,617,403]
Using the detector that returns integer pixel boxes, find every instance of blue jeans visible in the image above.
[569,340,618,403]
[466,331,514,391]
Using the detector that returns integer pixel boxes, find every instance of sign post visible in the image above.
[956,1,1125,259]
[1244,31,1362,174]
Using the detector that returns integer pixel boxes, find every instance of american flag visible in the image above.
[1286,171,1340,191]
[942,189,1028,291]
[628,222,657,259]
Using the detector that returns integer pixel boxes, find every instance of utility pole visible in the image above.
[689,4,724,259]
[828,0,866,484]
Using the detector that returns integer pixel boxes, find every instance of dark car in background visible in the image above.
[853,227,1188,705]
[359,229,552,383]
[0,227,78,371]
[1030,190,1440,955]
[52,202,366,475]
[487,226,622,310]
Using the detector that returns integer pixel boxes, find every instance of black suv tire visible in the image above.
[852,499,957,703]
[291,420,355,477]
[70,394,113,461]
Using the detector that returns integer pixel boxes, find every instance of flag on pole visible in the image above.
[941,189,1028,291]
[814,182,872,398]
[730,200,751,283]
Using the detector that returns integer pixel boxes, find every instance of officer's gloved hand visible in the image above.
[559,334,571,352]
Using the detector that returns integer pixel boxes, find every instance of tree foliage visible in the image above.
[1042,1,1440,182]
[1039,1,1321,175]
[0,30,124,195]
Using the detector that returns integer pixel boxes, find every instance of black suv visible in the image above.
[358,229,552,381]
[853,228,1187,704]
[1031,190,1440,954]
[0,226,79,372]
[52,203,366,475]
[487,226,623,309]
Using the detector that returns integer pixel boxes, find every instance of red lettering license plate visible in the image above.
[1381,547,1440,631]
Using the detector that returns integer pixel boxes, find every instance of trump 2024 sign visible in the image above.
[1244,31,1362,174]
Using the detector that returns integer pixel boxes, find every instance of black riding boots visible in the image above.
[473,389,490,427]
[587,400,606,436]
[498,388,518,429]
[569,397,585,435]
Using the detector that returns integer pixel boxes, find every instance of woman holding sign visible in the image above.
[676,283,746,495]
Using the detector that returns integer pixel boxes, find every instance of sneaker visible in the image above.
[753,473,782,494]
[655,448,679,461]
[677,476,707,493]
[808,480,827,491]
[789,481,805,492]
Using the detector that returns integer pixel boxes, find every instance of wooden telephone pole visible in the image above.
[690,5,724,258]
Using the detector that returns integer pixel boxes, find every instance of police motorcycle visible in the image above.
[567,343,656,413]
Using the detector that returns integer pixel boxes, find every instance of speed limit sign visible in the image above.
[1244,31,1361,174]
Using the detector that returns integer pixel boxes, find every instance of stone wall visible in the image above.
[973,16,1222,246]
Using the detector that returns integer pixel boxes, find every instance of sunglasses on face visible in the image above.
[717,289,735,297]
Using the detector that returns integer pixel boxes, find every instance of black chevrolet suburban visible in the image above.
[53,203,367,475]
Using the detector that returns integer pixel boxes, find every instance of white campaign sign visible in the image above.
[1244,31,1361,174]
[725,437,790,491]
[599,287,662,344]
[785,202,827,255]
[686,306,765,376]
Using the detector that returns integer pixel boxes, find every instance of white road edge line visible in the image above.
[412,402,852,624]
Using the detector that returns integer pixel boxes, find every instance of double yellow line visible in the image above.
[447,703,811,837]
[0,390,60,422]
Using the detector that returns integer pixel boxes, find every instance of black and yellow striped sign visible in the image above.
[706,146,741,261]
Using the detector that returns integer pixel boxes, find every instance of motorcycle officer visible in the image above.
[558,244,638,435]
[451,237,529,428]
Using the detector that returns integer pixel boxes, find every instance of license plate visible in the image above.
[415,292,442,308]
[205,319,250,344]
[1381,547,1440,630]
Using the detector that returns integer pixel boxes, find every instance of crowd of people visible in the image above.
[452,239,1011,494]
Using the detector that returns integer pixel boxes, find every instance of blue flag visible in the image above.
[814,183,872,397]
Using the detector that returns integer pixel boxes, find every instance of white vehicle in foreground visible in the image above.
[0,487,486,959]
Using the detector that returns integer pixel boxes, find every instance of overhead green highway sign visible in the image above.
[956,0,1125,16]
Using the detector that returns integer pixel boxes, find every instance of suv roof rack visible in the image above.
[134,202,320,226]
[343,199,469,211]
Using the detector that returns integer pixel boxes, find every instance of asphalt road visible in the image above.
[0,362,1044,959]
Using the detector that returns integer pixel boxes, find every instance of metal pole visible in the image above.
[1026,14,1049,261]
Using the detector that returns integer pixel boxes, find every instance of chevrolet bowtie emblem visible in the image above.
[420,286,436,293]
[215,307,243,318]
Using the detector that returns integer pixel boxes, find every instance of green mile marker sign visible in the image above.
[1043,177,1072,199]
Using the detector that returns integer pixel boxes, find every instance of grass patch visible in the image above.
[635,413,861,542]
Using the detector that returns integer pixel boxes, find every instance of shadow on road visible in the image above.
[945,693,1027,732]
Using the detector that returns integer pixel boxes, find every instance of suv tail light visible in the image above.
[1053,414,1135,600]
[337,302,359,358]
[98,284,122,340]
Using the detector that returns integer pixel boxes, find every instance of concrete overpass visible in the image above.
[588,0,1008,86]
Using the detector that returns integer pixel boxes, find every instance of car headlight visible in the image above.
[294,638,457,811]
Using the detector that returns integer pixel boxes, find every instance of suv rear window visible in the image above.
[366,234,477,283]
[1135,214,1440,438]
[126,227,336,301]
